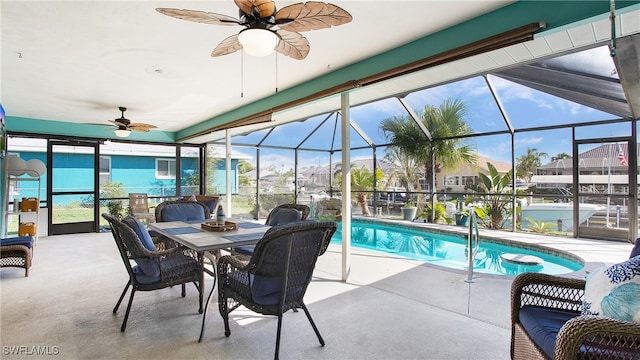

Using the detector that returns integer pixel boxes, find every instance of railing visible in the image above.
[465,206,480,283]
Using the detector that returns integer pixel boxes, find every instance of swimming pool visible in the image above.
[330,220,584,276]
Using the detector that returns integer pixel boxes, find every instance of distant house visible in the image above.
[297,158,397,192]
[440,155,512,193]
[6,138,251,205]
[295,156,511,194]
[532,143,634,192]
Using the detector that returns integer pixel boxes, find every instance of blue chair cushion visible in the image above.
[0,236,34,249]
[519,305,580,359]
[122,216,161,280]
[122,216,156,251]
[630,238,640,259]
[199,199,218,214]
[132,264,161,284]
[160,203,206,222]
[250,274,283,305]
[266,207,301,226]
[234,245,255,257]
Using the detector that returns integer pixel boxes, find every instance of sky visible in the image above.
[232,45,632,172]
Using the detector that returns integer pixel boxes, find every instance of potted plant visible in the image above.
[400,201,417,221]
[455,206,487,227]
[454,209,469,226]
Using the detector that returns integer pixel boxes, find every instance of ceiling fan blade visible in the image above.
[275,30,310,60]
[129,127,152,133]
[129,123,157,130]
[156,8,240,26]
[211,34,243,57]
[108,119,128,127]
[235,0,276,18]
[275,2,352,32]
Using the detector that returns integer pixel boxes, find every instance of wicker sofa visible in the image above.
[511,272,640,359]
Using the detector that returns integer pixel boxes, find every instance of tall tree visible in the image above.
[381,98,476,216]
[516,148,549,182]
[384,145,421,194]
[334,165,384,216]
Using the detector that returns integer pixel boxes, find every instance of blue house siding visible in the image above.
[108,155,179,197]
[6,151,238,207]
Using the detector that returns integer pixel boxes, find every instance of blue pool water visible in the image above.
[330,220,583,276]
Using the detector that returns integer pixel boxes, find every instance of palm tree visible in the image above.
[383,145,421,194]
[335,165,384,216]
[516,148,549,183]
[381,98,476,218]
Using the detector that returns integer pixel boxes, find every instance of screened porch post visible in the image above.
[225,129,232,216]
[341,92,351,282]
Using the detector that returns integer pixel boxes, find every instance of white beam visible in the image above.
[226,129,232,215]
[341,92,351,282]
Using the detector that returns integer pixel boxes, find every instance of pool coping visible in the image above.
[344,216,634,278]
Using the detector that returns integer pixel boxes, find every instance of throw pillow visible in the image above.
[582,255,640,322]
[122,215,157,251]
[122,215,161,281]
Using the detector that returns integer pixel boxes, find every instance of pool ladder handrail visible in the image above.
[465,206,480,283]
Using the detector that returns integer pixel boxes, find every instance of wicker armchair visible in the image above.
[215,221,337,360]
[511,272,640,359]
[103,213,203,332]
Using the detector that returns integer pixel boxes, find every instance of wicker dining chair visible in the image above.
[154,200,211,223]
[102,213,203,332]
[231,204,311,259]
[216,221,337,360]
[264,203,310,224]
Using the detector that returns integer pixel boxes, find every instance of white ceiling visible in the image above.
[2,1,638,143]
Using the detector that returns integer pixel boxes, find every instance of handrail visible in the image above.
[465,206,480,283]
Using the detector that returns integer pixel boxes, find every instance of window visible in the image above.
[99,156,111,175]
[156,159,176,179]
[445,176,459,186]
[99,156,111,185]
[461,176,477,187]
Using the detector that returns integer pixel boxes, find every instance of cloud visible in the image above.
[515,137,544,147]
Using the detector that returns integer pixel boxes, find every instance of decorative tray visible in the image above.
[201,221,238,232]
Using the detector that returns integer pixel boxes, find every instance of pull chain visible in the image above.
[240,51,244,98]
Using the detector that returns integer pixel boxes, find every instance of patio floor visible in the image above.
[0,224,633,359]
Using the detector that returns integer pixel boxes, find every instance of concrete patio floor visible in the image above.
[1,225,634,359]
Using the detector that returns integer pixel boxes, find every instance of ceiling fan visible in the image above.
[108,107,157,137]
[156,0,352,60]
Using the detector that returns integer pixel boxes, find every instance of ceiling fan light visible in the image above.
[238,28,279,57]
[114,129,131,138]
